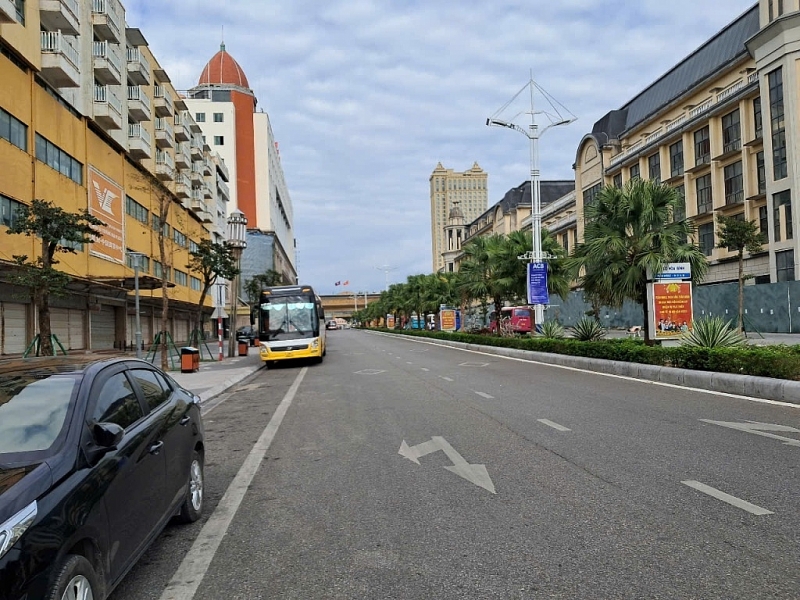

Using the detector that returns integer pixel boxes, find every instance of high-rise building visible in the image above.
[430,162,488,272]
[184,44,296,286]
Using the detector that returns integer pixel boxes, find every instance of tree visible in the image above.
[188,240,240,333]
[458,234,507,329]
[716,214,764,332]
[569,178,708,344]
[7,199,105,356]
[243,270,284,323]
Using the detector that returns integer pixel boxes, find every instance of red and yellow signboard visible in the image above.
[87,166,124,264]
[652,282,693,339]
[440,309,456,331]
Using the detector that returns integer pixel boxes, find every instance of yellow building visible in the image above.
[575,2,800,286]
[0,0,230,354]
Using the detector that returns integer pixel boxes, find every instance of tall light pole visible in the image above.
[216,281,226,362]
[374,264,397,291]
[486,75,576,328]
[129,252,145,358]
[226,209,248,357]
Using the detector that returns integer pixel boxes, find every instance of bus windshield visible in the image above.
[260,295,319,340]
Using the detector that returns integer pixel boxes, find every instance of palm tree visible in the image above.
[458,234,509,327]
[569,178,708,344]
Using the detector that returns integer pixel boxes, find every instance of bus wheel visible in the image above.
[265,360,276,369]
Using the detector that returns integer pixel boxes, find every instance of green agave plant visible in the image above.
[570,316,606,341]
[540,319,565,339]
[679,316,747,348]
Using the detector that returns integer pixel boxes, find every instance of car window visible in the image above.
[0,372,80,454]
[92,372,143,429]
[129,369,171,412]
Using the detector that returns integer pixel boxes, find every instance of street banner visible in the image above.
[440,308,456,331]
[87,166,124,264]
[652,282,693,339]
[527,262,549,305]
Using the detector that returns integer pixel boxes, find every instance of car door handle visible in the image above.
[149,441,164,455]
[179,415,191,426]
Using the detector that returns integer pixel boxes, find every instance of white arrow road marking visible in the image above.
[537,419,571,431]
[699,420,800,447]
[459,361,490,367]
[421,368,430,372]
[681,480,773,515]
[354,369,386,375]
[474,391,494,399]
[399,436,496,494]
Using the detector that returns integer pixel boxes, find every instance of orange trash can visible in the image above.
[180,347,199,373]
[238,339,249,356]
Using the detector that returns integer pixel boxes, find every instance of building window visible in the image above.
[768,67,787,180]
[694,126,710,166]
[629,163,640,180]
[669,141,683,178]
[213,112,224,122]
[154,261,171,280]
[774,190,791,241]
[126,250,150,273]
[173,229,187,247]
[648,153,661,183]
[722,109,741,153]
[776,249,794,282]
[724,161,743,205]
[0,194,23,228]
[759,205,769,242]
[189,240,199,253]
[14,0,24,24]
[213,135,224,145]
[35,134,83,185]
[151,214,170,237]
[195,112,206,123]
[190,276,202,291]
[174,270,188,286]
[698,222,714,256]
[582,183,601,208]
[673,185,685,222]
[612,173,622,188]
[753,97,762,139]
[125,196,149,224]
[0,107,27,151]
[696,173,712,214]
[756,151,766,195]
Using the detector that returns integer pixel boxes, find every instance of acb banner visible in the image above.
[527,262,549,305]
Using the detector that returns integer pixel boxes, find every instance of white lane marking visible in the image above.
[474,391,494,399]
[681,480,773,515]
[699,419,800,447]
[537,419,571,431]
[159,368,308,600]
[354,369,386,375]
[421,368,430,372]
[399,436,496,494]
[368,332,800,409]
[440,376,453,382]
[406,362,413,365]
[459,361,489,367]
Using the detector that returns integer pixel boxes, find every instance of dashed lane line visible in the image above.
[681,480,773,515]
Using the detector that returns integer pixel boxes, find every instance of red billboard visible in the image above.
[652,282,693,339]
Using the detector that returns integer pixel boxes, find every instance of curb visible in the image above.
[196,365,263,404]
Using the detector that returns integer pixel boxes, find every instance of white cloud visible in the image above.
[129,0,756,293]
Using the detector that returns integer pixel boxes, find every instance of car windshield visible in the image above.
[0,371,80,455]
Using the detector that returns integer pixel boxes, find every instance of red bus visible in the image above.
[489,306,533,334]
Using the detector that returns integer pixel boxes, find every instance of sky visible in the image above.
[126,0,757,295]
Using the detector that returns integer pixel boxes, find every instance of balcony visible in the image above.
[173,113,190,142]
[190,188,204,209]
[203,182,213,199]
[92,40,122,85]
[217,177,230,201]
[128,123,152,160]
[173,172,191,198]
[216,159,230,182]
[190,164,203,185]
[190,141,202,160]
[203,157,213,176]
[91,0,121,42]
[154,117,174,149]
[93,85,123,130]
[153,86,173,117]
[155,149,175,181]
[200,208,214,223]
[127,85,151,122]
[174,142,190,169]
[0,0,16,23]
[40,31,81,88]
[40,0,80,36]
[126,47,151,85]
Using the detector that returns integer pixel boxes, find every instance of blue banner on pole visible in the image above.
[527,262,549,305]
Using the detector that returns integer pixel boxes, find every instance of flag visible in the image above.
[335,281,341,286]
[343,280,349,286]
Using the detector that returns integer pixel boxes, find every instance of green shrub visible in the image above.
[570,317,606,341]
[540,320,565,339]
[680,316,746,348]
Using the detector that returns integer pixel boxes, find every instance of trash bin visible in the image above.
[237,338,249,356]
[180,347,199,373]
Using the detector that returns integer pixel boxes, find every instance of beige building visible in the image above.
[430,162,488,272]
[575,1,800,285]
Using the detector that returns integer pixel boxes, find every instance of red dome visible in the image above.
[198,43,249,88]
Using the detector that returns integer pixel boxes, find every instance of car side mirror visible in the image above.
[92,422,124,448]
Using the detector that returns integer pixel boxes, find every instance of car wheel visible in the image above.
[45,555,100,600]
[177,450,204,523]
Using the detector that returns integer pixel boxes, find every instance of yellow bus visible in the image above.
[257,285,327,367]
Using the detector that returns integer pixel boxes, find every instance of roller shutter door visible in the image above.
[50,308,70,349]
[90,306,116,349]
[174,318,189,344]
[2,302,27,355]
[68,309,85,350]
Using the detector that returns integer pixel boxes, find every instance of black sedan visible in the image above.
[0,356,205,600]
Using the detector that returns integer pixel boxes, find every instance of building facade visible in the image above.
[0,0,228,353]
[430,162,488,272]
[574,2,800,287]
[184,44,297,288]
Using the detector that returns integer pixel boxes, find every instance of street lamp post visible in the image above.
[216,281,226,362]
[486,76,575,328]
[130,252,145,359]
[226,209,248,358]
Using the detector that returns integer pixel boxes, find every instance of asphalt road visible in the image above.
[111,329,800,599]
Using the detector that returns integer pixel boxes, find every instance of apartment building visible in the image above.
[183,43,297,287]
[575,1,800,285]
[0,0,229,353]
[430,162,488,272]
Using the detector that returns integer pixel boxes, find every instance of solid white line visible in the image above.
[474,391,494,399]
[369,332,800,409]
[421,368,430,372]
[681,480,773,515]
[159,367,308,600]
[537,419,571,432]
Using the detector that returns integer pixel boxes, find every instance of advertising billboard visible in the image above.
[440,308,457,331]
[652,282,693,339]
[87,166,124,264]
